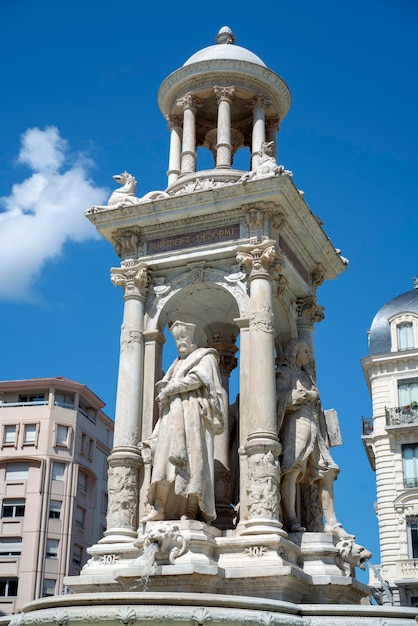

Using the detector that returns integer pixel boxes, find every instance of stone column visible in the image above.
[214,86,235,169]
[296,295,325,358]
[205,322,238,528]
[177,93,202,174]
[101,263,149,543]
[248,95,272,170]
[167,116,183,186]
[236,240,284,535]
[141,329,165,441]
[265,116,280,162]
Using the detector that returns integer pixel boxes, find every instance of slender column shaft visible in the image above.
[214,86,235,168]
[102,263,149,541]
[236,241,284,535]
[167,116,182,186]
[177,93,202,173]
[141,329,165,441]
[265,117,280,162]
[249,95,272,169]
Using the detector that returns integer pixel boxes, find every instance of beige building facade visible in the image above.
[0,377,113,614]
[362,285,418,606]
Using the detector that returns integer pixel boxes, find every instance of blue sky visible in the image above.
[1,0,418,582]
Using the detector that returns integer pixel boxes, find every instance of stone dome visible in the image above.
[369,287,418,355]
[183,27,267,68]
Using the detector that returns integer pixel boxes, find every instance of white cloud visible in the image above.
[0,127,109,300]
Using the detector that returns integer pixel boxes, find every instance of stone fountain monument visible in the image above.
[13,26,417,626]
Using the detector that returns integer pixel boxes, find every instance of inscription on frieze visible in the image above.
[147,224,240,254]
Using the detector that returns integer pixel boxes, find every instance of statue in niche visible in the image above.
[276,338,354,538]
[141,321,226,523]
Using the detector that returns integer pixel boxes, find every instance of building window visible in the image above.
[5,463,29,481]
[75,506,85,529]
[402,444,418,488]
[398,379,418,409]
[46,538,59,559]
[54,393,74,409]
[0,538,22,557]
[23,423,38,445]
[407,518,418,558]
[18,393,45,405]
[72,544,82,568]
[55,425,70,447]
[77,470,87,493]
[2,499,25,518]
[398,323,414,350]
[49,500,62,520]
[3,425,17,446]
[51,462,65,482]
[0,578,18,597]
[42,578,56,597]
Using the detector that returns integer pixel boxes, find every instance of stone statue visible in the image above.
[239,141,284,183]
[105,171,170,209]
[141,321,225,523]
[276,338,353,538]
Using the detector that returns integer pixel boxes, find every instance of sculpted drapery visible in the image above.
[142,321,225,523]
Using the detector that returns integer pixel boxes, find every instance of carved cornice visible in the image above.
[111,263,150,298]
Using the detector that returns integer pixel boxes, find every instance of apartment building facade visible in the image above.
[362,285,418,606]
[0,377,113,614]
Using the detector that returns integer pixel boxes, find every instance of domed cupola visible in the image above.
[158,27,291,194]
[369,282,418,355]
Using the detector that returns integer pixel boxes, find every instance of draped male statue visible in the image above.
[276,338,353,538]
[141,321,226,523]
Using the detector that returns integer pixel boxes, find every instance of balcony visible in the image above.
[401,559,418,576]
[362,417,373,435]
[386,405,418,427]
[404,477,418,489]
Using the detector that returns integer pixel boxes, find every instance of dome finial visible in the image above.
[216,26,235,45]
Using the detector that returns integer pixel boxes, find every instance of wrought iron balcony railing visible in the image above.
[404,477,418,489]
[386,405,418,427]
[362,417,374,435]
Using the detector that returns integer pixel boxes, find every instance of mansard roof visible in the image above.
[369,288,418,355]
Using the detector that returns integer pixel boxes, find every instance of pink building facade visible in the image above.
[0,378,113,613]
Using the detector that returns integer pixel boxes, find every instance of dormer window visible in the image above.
[389,313,418,352]
[398,323,414,351]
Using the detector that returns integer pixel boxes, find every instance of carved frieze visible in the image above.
[246,450,280,520]
[249,303,274,334]
[106,465,138,530]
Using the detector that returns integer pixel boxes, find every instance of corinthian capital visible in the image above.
[177,93,203,110]
[111,263,150,297]
[236,240,277,279]
[246,94,272,111]
[214,85,236,103]
[296,296,325,325]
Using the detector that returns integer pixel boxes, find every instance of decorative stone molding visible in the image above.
[111,264,150,298]
[246,449,280,520]
[236,240,277,280]
[296,296,325,325]
[247,94,273,111]
[249,303,274,334]
[214,85,235,103]
[106,463,139,531]
[113,227,143,259]
[191,608,212,625]
[167,115,183,130]
[116,607,137,626]
[176,93,203,111]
